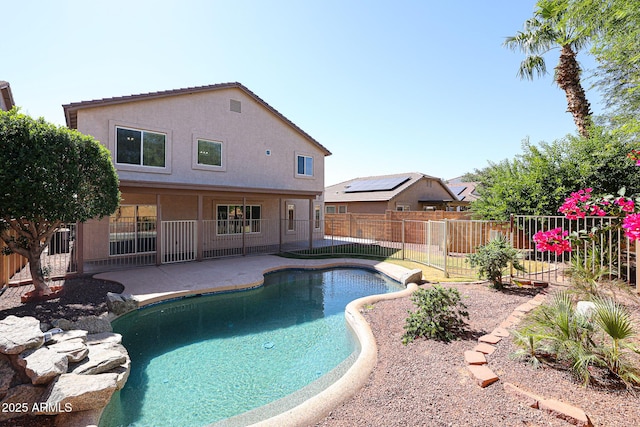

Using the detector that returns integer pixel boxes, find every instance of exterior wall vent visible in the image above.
[230,99,241,113]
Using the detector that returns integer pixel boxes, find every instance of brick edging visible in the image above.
[463,288,593,427]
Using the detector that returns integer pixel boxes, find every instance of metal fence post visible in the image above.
[402,219,405,260]
[443,219,449,278]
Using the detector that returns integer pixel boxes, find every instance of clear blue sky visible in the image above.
[4,0,602,186]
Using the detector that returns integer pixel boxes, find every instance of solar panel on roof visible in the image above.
[344,176,411,193]
[448,185,467,196]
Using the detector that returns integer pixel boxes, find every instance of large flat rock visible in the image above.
[17,347,68,385]
[0,316,44,355]
[40,373,118,413]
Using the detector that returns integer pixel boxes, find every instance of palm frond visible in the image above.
[593,297,636,341]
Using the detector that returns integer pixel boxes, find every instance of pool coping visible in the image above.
[96,255,420,426]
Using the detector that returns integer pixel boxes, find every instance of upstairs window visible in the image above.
[197,139,222,167]
[297,155,313,176]
[116,127,166,167]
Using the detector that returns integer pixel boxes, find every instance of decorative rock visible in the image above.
[39,373,118,413]
[53,316,112,334]
[467,364,499,387]
[17,347,68,385]
[464,350,487,365]
[86,332,123,346]
[70,345,127,376]
[48,329,88,344]
[0,316,44,355]
[0,355,16,399]
[576,301,597,318]
[47,338,89,363]
[539,398,593,427]
[54,408,104,427]
[106,292,138,315]
[0,384,47,422]
[109,356,131,390]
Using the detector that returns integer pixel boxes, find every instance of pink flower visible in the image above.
[558,188,612,219]
[622,213,640,241]
[627,150,640,166]
[615,197,635,213]
[533,228,572,254]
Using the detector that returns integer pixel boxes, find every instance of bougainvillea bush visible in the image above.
[533,152,640,255]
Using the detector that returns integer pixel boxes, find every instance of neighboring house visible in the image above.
[63,82,331,271]
[324,172,458,214]
[446,177,480,211]
[0,81,15,111]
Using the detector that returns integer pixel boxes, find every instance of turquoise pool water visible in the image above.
[99,268,402,427]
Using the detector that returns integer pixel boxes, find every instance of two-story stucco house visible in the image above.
[63,82,331,271]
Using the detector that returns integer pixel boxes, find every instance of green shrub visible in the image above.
[402,285,469,344]
[466,235,525,289]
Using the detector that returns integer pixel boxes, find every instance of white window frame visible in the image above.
[192,133,226,172]
[295,152,314,177]
[287,204,295,231]
[325,205,336,214]
[109,120,172,174]
[396,204,411,212]
[216,204,262,235]
[314,204,321,229]
[338,205,347,214]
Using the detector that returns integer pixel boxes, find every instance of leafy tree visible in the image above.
[470,128,640,220]
[0,109,119,297]
[504,0,593,138]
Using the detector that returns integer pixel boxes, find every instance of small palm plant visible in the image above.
[591,296,640,388]
[513,290,640,389]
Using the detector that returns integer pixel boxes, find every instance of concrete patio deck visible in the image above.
[94,255,412,306]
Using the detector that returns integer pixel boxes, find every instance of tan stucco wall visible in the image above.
[74,88,325,194]
[333,201,387,214]
[81,192,321,263]
[391,178,452,210]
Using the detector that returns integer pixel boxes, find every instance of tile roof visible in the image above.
[62,82,331,156]
[0,81,15,111]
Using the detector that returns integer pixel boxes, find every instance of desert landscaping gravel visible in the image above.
[315,282,640,427]
[1,278,639,426]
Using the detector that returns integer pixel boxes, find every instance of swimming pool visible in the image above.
[99,268,402,427]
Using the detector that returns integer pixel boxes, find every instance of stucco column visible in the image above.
[309,199,314,250]
[197,195,203,261]
[155,194,162,266]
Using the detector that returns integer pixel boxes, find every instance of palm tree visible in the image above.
[504,0,593,138]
